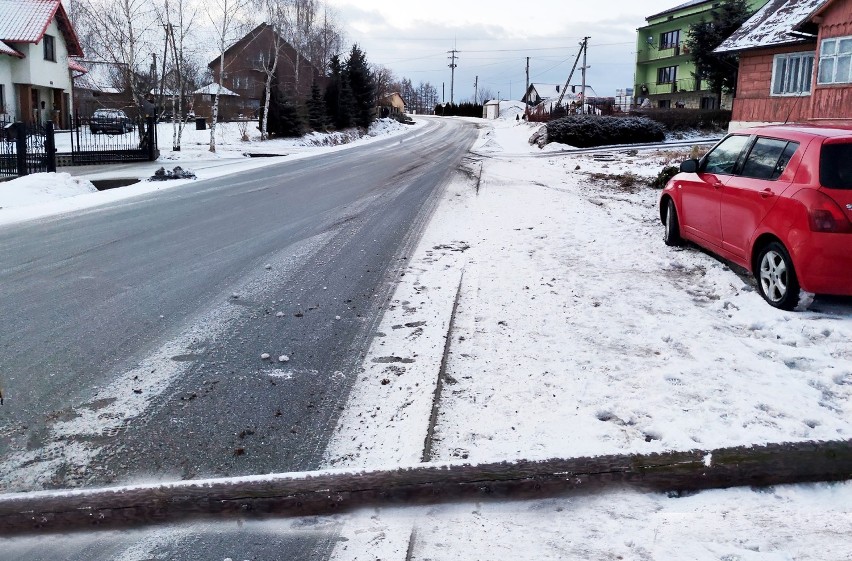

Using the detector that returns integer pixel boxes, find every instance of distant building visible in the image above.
[377,92,406,118]
[634,0,768,110]
[208,23,323,120]
[716,0,852,128]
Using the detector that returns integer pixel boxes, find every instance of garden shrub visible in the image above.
[546,115,665,148]
[650,165,680,189]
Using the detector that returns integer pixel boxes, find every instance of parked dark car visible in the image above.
[660,124,852,310]
[89,109,135,134]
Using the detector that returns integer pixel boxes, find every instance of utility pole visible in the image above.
[448,49,459,104]
[474,75,478,104]
[580,36,589,114]
[525,57,530,117]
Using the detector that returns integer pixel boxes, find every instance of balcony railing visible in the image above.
[636,78,704,98]
[637,43,691,63]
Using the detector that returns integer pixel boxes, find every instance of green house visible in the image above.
[634,0,768,110]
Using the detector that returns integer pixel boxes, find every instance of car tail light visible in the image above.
[792,189,852,233]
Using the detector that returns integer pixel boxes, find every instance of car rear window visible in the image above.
[820,143,852,190]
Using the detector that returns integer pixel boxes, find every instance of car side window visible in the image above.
[702,135,750,175]
[740,138,799,180]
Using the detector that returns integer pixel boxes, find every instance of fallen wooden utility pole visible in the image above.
[1,439,850,535]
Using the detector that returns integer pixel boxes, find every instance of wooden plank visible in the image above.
[0,439,850,535]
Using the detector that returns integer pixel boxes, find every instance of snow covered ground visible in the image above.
[2,114,851,558]
[323,116,852,559]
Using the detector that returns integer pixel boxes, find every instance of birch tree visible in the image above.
[205,0,252,153]
[155,0,198,150]
[75,0,158,112]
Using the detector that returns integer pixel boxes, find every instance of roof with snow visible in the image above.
[194,83,240,96]
[715,0,829,53]
[74,62,124,93]
[0,0,83,56]
[527,84,562,100]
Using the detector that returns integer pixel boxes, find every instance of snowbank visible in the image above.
[0,173,97,209]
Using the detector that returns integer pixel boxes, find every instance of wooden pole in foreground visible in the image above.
[1,439,850,535]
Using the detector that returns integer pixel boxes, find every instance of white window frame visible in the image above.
[770,52,814,96]
[818,35,852,85]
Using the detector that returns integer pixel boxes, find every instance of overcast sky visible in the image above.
[326,0,685,101]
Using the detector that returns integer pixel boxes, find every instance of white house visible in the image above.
[0,0,84,127]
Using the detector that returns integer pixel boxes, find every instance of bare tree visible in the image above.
[371,64,396,106]
[206,0,253,152]
[74,0,158,113]
[305,4,344,75]
[155,0,198,150]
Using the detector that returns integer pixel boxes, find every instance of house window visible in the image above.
[0,84,5,114]
[43,34,55,61]
[658,99,671,109]
[657,66,677,84]
[700,96,718,110]
[771,52,815,95]
[660,30,680,50]
[818,36,852,84]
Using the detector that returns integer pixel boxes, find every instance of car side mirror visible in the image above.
[679,159,699,173]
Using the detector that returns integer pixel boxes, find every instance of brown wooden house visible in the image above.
[717,0,852,129]
[208,23,323,120]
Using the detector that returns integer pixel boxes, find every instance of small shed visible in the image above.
[483,100,501,119]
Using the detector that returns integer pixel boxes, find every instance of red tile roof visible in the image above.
[0,0,83,56]
[0,39,23,58]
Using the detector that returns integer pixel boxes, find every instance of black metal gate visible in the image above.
[69,114,158,165]
[0,122,56,179]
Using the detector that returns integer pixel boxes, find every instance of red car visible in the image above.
[660,124,852,310]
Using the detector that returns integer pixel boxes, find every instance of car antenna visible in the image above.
[783,90,809,125]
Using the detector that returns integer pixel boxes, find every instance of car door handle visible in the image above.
[759,188,774,199]
[712,181,724,189]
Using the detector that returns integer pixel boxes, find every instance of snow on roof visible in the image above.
[194,83,240,96]
[528,84,562,100]
[0,0,83,56]
[0,0,57,42]
[715,0,828,53]
[74,62,124,94]
[0,39,23,58]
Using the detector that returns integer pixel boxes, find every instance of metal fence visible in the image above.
[68,114,158,165]
[0,122,56,179]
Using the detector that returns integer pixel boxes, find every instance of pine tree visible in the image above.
[686,0,751,106]
[346,44,376,129]
[325,54,354,129]
[261,75,303,138]
[307,81,328,131]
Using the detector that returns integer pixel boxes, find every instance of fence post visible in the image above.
[44,121,56,172]
[14,122,27,176]
[146,115,158,161]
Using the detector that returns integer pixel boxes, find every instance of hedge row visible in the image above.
[631,109,732,131]
[546,115,666,148]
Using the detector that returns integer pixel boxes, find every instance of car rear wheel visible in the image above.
[756,241,800,310]
[663,199,683,247]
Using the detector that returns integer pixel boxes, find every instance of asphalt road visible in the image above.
[0,117,477,558]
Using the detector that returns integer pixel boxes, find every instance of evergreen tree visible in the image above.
[686,0,751,106]
[346,44,376,129]
[325,54,354,129]
[261,75,303,138]
[307,81,328,131]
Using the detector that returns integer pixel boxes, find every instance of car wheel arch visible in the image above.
[750,233,786,274]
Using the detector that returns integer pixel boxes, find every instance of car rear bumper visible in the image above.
[792,233,852,295]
